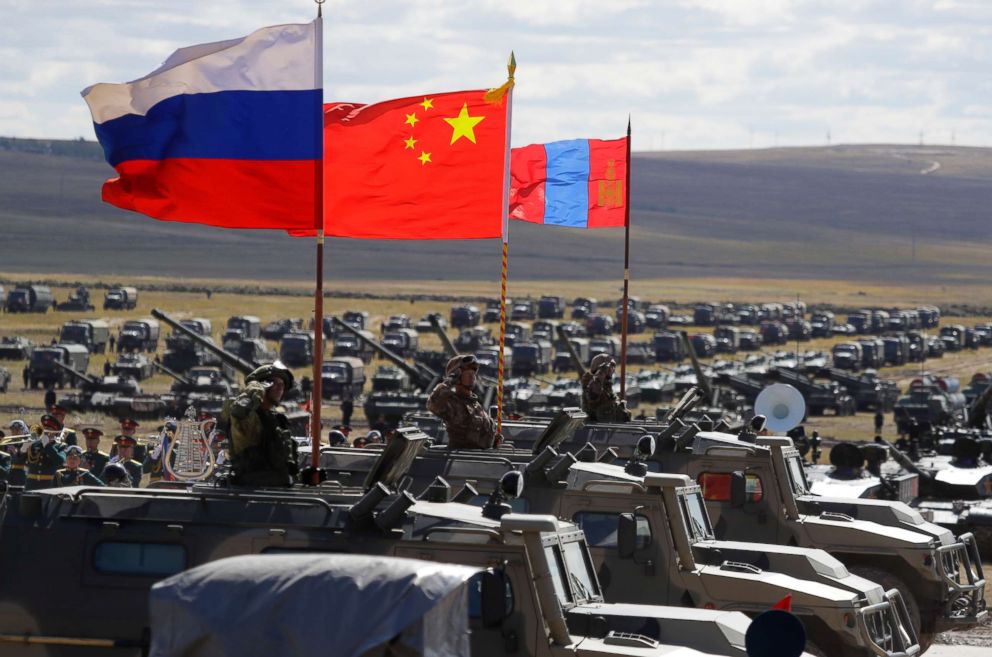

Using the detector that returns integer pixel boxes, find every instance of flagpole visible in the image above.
[310,1,325,479]
[496,52,515,435]
[619,117,632,399]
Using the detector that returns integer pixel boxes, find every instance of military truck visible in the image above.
[0,479,779,657]
[831,343,862,371]
[111,352,155,381]
[59,319,110,353]
[482,298,504,323]
[332,327,376,363]
[538,295,566,319]
[118,318,160,352]
[27,343,90,389]
[554,336,590,372]
[450,304,481,328]
[882,335,910,366]
[103,286,138,310]
[512,340,553,377]
[280,331,317,367]
[571,297,596,319]
[5,285,53,313]
[321,356,366,400]
[382,327,419,358]
[939,325,966,352]
[713,326,740,354]
[315,438,920,656]
[226,315,261,340]
[454,326,494,352]
[262,317,304,341]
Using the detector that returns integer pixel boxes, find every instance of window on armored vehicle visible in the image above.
[573,512,651,550]
[94,542,186,577]
[679,493,714,541]
[785,456,810,495]
[466,570,515,619]
[562,540,601,602]
[697,472,763,502]
[466,495,529,514]
[544,545,571,604]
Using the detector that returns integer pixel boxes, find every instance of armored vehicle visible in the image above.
[512,299,538,321]
[450,304,481,328]
[226,315,261,340]
[454,326,494,352]
[939,325,966,352]
[474,345,511,379]
[279,331,317,367]
[118,318,160,353]
[538,295,566,319]
[55,361,156,417]
[766,367,856,416]
[759,321,788,346]
[55,286,95,312]
[370,365,412,393]
[646,304,670,328]
[532,319,559,342]
[315,437,919,657]
[59,319,110,354]
[111,352,155,380]
[5,285,53,313]
[819,368,900,412]
[737,330,761,351]
[759,303,784,322]
[713,326,740,354]
[831,343,862,371]
[27,343,90,389]
[0,336,34,360]
[894,376,967,434]
[586,313,615,336]
[262,317,304,340]
[382,327,419,358]
[162,319,222,373]
[332,327,376,363]
[321,356,366,400]
[689,334,717,358]
[483,298,504,323]
[505,321,532,347]
[103,286,138,310]
[589,336,621,362]
[414,312,447,333]
[156,362,235,418]
[512,340,553,377]
[571,297,596,319]
[0,476,778,657]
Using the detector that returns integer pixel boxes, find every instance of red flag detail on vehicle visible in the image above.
[772,594,792,612]
[318,89,510,239]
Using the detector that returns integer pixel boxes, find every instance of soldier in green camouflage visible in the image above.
[53,445,104,487]
[427,355,501,449]
[223,363,298,487]
[580,354,631,423]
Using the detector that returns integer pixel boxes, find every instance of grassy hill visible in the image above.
[1,138,990,284]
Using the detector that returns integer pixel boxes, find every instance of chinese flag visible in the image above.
[323,89,510,239]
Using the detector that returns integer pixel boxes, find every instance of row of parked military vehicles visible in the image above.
[5,386,988,656]
[0,284,140,313]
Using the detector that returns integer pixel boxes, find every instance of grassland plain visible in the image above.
[2,279,990,450]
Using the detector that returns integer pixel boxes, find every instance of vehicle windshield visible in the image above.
[679,492,714,541]
[560,539,601,603]
[61,326,88,342]
[514,345,538,358]
[786,455,810,495]
[323,364,348,378]
[30,350,59,365]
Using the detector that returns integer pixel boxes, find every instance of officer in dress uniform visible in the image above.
[80,427,110,479]
[427,355,502,449]
[6,420,30,486]
[108,434,143,487]
[53,445,104,487]
[580,354,632,423]
[24,415,66,490]
[48,405,78,446]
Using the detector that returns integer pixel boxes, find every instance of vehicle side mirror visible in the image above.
[480,570,510,628]
[730,471,748,508]
[617,513,637,558]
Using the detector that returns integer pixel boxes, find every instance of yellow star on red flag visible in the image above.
[444,103,485,145]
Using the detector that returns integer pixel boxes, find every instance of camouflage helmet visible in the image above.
[589,353,615,373]
[445,354,479,377]
[246,361,295,391]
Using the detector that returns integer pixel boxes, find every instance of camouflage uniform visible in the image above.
[427,355,498,449]
[581,354,631,423]
[53,467,104,487]
[223,365,298,487]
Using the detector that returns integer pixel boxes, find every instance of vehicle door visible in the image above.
[556,490,668,604]
[690,456,782,543]
[393,542,532,657]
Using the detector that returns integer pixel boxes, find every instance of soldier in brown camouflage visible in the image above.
[581,353,631,423]
[428,355,502,449]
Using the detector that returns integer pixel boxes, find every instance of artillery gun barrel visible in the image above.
[680,331,713,398]
[429,314,458,357]
[876,436,931,481]
[555,325,588,377]
[151,308,257,375]
[51,359,97,386]
[152,360,193,386]
[331,317,435,390]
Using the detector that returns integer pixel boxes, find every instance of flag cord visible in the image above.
[309,7,324,480]
[496,241,508,433]
[619,117,632,398]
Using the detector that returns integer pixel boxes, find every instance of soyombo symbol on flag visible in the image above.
[81,22,321,232]
[323,89,510,240]
[509,137,628,229]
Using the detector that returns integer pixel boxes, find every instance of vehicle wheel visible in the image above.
[848,566,930,652]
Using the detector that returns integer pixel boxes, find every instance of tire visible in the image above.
[848,566,931,653]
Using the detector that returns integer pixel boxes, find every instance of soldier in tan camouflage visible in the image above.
[581,353,631,423]
[428,355,502,449]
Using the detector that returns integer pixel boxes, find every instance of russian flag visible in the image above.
[81,22,321,232]
[509,137,628,229]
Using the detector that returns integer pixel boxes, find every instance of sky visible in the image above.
[1,0,990,151]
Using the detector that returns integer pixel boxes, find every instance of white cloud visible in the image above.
[0,0,989,150]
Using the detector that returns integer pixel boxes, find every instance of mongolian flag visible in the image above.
[81,21,321,233]
[509,137,628,229]
[322,89,511,240]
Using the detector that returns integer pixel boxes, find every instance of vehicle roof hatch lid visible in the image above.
[644,473,692,490]
[500,513,558,533]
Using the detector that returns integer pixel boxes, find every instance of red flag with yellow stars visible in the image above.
[322,89,510,239]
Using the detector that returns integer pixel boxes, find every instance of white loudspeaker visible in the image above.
[754,384,806,433]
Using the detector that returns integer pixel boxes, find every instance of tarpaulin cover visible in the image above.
[149,553,479,657]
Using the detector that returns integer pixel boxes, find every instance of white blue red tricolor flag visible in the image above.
[81,21,321,232]
[509,137,628,229]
